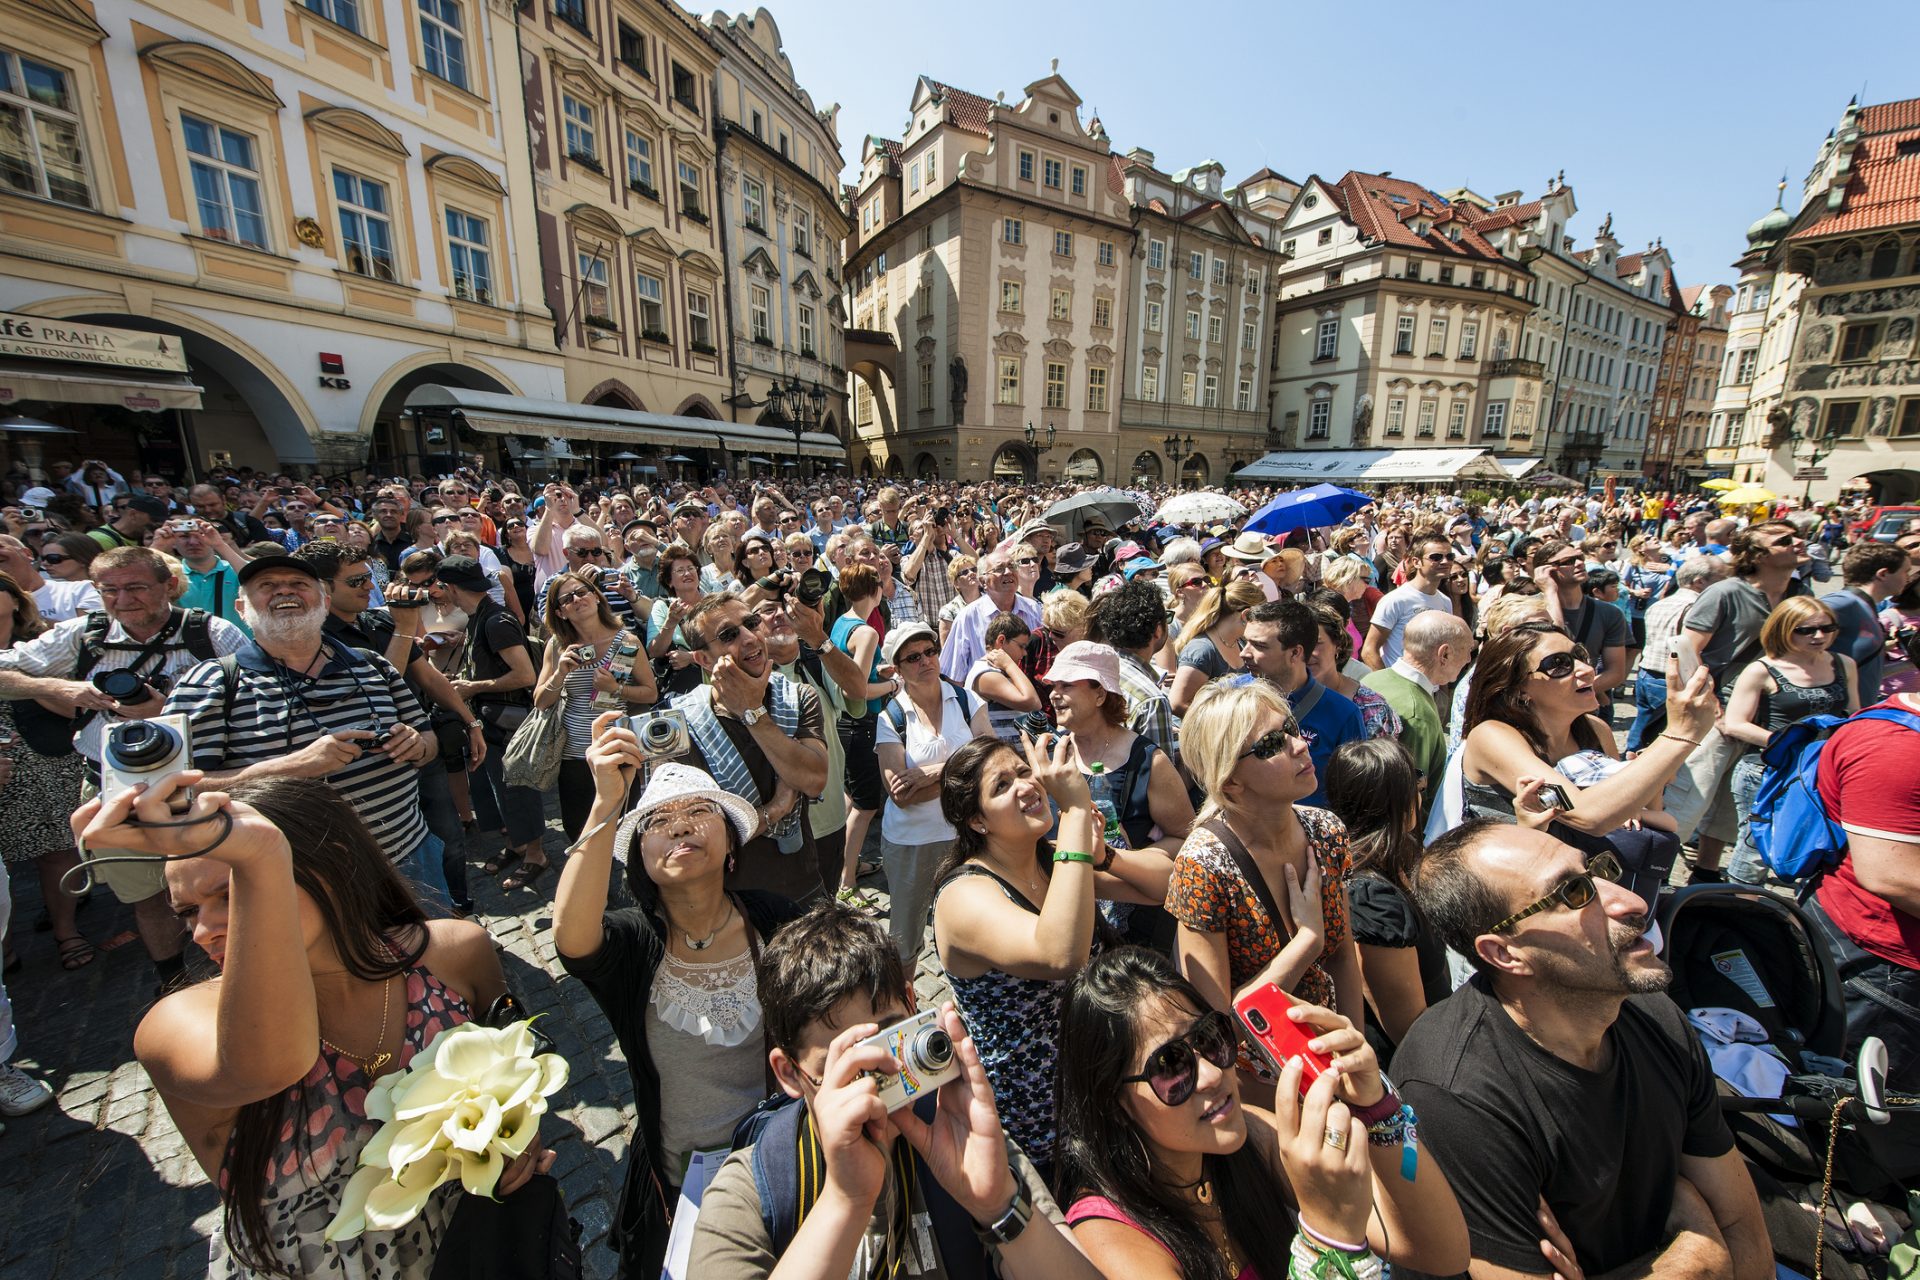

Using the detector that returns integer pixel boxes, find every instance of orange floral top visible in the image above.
[1166,805,1353,1013]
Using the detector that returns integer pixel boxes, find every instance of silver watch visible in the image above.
[737,706,765,727]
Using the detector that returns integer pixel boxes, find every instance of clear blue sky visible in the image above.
[761,0,1919,289]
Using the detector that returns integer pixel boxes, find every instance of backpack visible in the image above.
[882,679,975,737]
[18,609,221,757]
[1748,707,1920,879]
[726,1095,987,1280]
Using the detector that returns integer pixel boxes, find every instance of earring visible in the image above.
[726,851,737,875]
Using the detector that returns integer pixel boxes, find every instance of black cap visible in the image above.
[433,554,492,593]
[236,553,322,586]
[125,493,170,521]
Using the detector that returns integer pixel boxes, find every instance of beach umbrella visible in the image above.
[1243,483,1372,537]
[1044,487,1146,536]
[1699,478,1739,491]
[1717,486,1777,505]
[1156,492,1248,526]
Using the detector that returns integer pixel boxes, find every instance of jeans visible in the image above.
[1727,754,1770,886]
[471,730,545,846]
[395,832,452,912]
[1625,669,1667,753]
[416,758,470,910]
[1808,894,1920,1092]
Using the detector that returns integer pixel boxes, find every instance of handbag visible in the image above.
[502,702,564,790]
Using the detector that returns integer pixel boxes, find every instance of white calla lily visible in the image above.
[456,1144,506,1197]
[389,1067,473,1120]
[364,1150,459,1230]
[433,1024,503,1083]
[383,1112,454,1177]
[324,1165,389,1241]
[441,1094,505,1154]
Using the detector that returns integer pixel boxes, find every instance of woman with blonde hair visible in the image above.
[937,553,980,645]
[1722,595,1858,885]
[1167,579,1265,716]
[699,524,740,595]
[1167,679,1362,1092]
[1321,556,1376,654]
[1155,561,1215,673]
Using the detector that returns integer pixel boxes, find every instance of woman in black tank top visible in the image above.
[1723,597,1860,885]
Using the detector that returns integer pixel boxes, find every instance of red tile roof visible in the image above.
[1238,166,1297,187]
[1469,200,1542,233]
[1615,251,1644,278]
[1791,126,1920,240]
[1860,97,1920,136]
[871,137,901,162]
[1680,283,1705,310]
[927,79,994,135]
[1328,171,1506,260]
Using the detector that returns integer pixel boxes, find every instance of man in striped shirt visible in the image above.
[163,554,442,899]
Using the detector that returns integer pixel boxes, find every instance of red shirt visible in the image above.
[1815,696,1920,968]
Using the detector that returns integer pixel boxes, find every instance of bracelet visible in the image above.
[1094,843,1117,872]
[1297,1222,1369,1254]
[1290,1230,1382,1280]
[1366,1102,1421,1182]
[1662,734,1703,747]
[1053,850,1095,865]
[1349,1087,1401,1127]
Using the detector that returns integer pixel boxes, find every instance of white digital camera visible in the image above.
[861,1010,959,1111]
[100,714,196,811]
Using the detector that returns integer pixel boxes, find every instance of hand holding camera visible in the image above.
[385,584,430,610]
[286,730,373,778]
[74,768,291,872]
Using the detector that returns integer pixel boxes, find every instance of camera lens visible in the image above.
[108,720,182,769]
[909,1026,954,1074]
[92,669,150,701]
[1244,1008,1270,1034]
[639,717,676,748]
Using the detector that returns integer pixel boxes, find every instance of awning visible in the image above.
[0,361,203,412]
[1232,448,1509,485]
[404,385,848,461]
[1497,457,1544,480]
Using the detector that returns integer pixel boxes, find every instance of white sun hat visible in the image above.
[615,761,760,851]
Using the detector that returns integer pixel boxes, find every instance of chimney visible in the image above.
[1126,146,1155,167]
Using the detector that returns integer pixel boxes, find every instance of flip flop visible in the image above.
[54,935,95,970]
[856,860,882,879]
[500,861,550,892]
[482,849,523,877]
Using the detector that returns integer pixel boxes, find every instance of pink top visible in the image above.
[1066,1194,1266,1280]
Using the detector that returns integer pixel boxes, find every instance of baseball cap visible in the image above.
[236,552,321,586]
[433,555,493,593]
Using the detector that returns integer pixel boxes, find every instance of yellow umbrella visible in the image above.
[1717,486,1777,505]
[1699,478,1739,491]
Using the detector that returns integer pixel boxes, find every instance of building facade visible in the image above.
[0,0,566,476]
[705,7,848,461]
[843,68,1135,483]
[1716,98,1920,505]
[1646,283,1731,485]
[1268,172,1537,459]
[1115,155,1286,486]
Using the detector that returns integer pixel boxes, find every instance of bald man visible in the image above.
[1361,609,1473,817]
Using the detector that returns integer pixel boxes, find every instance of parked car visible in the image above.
[1851,505,1920,542]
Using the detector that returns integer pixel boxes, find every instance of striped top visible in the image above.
[164,638,430,860]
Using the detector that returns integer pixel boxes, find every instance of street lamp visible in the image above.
[1023,421,1056,454]
[1164,433,1195,482]
[1781,407,1839,505]
[765,377,829,479]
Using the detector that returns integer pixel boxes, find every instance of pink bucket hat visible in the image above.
[1045,641,1122,694]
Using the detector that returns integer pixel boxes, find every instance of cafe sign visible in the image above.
[0,313,190,373]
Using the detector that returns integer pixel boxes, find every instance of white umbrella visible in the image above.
[1156,492,1247,526]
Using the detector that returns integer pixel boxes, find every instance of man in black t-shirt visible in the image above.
[1397,821,1769,1280]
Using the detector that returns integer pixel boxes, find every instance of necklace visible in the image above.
[319,974,397,1074]
[682,900,732,951]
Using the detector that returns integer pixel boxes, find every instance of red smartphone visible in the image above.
[1234,983,1335,1093]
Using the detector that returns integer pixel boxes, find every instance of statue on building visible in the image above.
[1352,393,1373,438]
[1800,323,1834,362]
[949,355,968,417]
[1870,397,1896,436]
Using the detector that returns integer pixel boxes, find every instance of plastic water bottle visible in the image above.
[1086,762,1126,850]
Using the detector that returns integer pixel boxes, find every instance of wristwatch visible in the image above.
[467,719,484,731]
[973,1176,1033,1248]
[736,706,766,728]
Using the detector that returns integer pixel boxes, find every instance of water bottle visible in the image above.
[1086,762,1126,850]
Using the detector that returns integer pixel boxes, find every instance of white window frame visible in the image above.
[635,270,665,336]
[417,0,467,89]
[1141,366,1160,401]
[1211,257,1227,287]
[1428,316,1449,356]
[1207,314,1222,345]
[1460,320,1479,360]
[1203,374,1220,408]
[1044,361,1067,409]
[1394,315,1415,355]
[749,284,771,342]
[797,303,815,354]
[1146,300,1162,331]
[1050,288,1071,320]
[1086,365,1108,412]
[0,48,94,207]
[1053,229,1073,257]
[1243,321,1257,351]
[624,129,654,192]
[1447,401,1467,438]
[1147,238,1165,270]
[183,114,266,248]
[1093,296,1112,328]
[305,0,361,32]
[1188,251,1204,280]
[1236,379,1253,411]
[444,206,492,304]
[1185,311,1201,341]
[576,250,611,321]
[1097,240,1114,267]
[1003,217,1023,245]
[1181,371,1197,405]
[1043,156,1063,189]
[686,288,713,347]
[562,93,597,164]
[677,159,702,216]
[1070,165,1086,196]
[1315,317,1338,360]
[333,167,396,280]
[1017,150,1034,182]
[1385,397,1405,435]
[1000,280,1021,313]
[918,358,934,411]
[1416,399,1437,436]
[742,176,765,229]
[998,356,1021,404]
[1307,399,1331,439]
[793,208,811,255]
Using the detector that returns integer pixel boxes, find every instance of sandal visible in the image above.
[500,861,550,892]
[856,860,882,880]
[54,935,95,970]
[836,887,883,917]
[481,849,523,877]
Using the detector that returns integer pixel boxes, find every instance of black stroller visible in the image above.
[1657,884,1919,1277]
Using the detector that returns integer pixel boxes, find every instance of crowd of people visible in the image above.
[0,453,1916,1280]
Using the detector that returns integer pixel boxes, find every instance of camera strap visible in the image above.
[72,609,193,734]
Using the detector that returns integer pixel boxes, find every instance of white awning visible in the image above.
[1498,457,1544,480]
[0,361,203,412]
[1232,448,1509,485]
[403,385,848,460]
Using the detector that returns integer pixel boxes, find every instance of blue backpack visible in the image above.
[1748,707,1920,878]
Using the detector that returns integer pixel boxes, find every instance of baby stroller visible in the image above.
[1657,884,1920,1276]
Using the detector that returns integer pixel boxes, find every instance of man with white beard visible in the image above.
[162,553,444,900]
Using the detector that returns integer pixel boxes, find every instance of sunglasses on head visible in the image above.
[1490,852,1622,934]
[1120,1009,1238,1106]
[1240,726,1300,760]
[1533,645,1591,680]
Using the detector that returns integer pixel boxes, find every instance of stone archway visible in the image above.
[1853,466,1920,505]
[1180,454,1210,486]
[914,452,940,480]
[991,441,1036,483]
[1132,450,1164,483]
[584,380,643,410]
[1064,448,1103,483]
[372,362,517,475]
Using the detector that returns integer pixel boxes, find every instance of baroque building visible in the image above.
[0,0,565,475]
[843,66,1133,483]
[1114,154,1286,487]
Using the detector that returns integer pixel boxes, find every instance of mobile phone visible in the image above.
[1531,783,1575,812]
[1234,983,1334,1093]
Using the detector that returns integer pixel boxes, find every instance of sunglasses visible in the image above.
[896,646,938,665]
[505,520,526,529]
[1240,727,1300,760]
[574,548,609,559]
[1119,1009,1238,1106]
[713,613,764,646]
[342,573,373,588]
[555,590,596,606]
[1547,556,1583,570]
[1792,623,1838,637]
[1423,552,1451,563]
[1533,645,1591,680]
[1015,557,1039,567]
[1490,852,1622,934]
[39,552,70,565]
[431,514,459,525]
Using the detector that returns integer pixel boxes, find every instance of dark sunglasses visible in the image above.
[1120,1009,1238,1106]
[1490,851,1622,934]
[505,520,526,529]
[1547,556,1583,570]
[713,613,764,646]
[1533,645,1591,679]
[342,572,373,588]
[39,552,71,565]
[1014,556,1039,566]
[574,547,609,559]
[1793,623,1838,638]
[896,646,938,665]
[431,514,459,524]
[1240,727,1300,760]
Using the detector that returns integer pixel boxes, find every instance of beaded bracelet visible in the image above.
[1366,1102,1420,1182]
[1289,1231,1383,1280]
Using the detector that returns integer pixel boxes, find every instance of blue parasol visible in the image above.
[1243,483,1373,537]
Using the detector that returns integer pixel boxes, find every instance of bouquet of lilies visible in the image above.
[325,1019,569,1241]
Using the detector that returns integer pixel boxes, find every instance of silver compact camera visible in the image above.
[618,709,690,761]
[100,714,195,811]
[860,1010,960,1111]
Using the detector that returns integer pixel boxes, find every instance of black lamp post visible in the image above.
[764,377,828,479]
[1023,421,1056,480]
[1787,412,1840,505]
[1164,432,1195,481]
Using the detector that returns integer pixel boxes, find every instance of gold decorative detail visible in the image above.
[294,217,325,249]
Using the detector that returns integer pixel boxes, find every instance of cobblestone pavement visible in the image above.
[0,804,920,1280]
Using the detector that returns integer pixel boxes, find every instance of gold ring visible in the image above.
[1323,1125,1349,1150]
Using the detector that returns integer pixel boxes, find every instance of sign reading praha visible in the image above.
[0,313,191,373]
